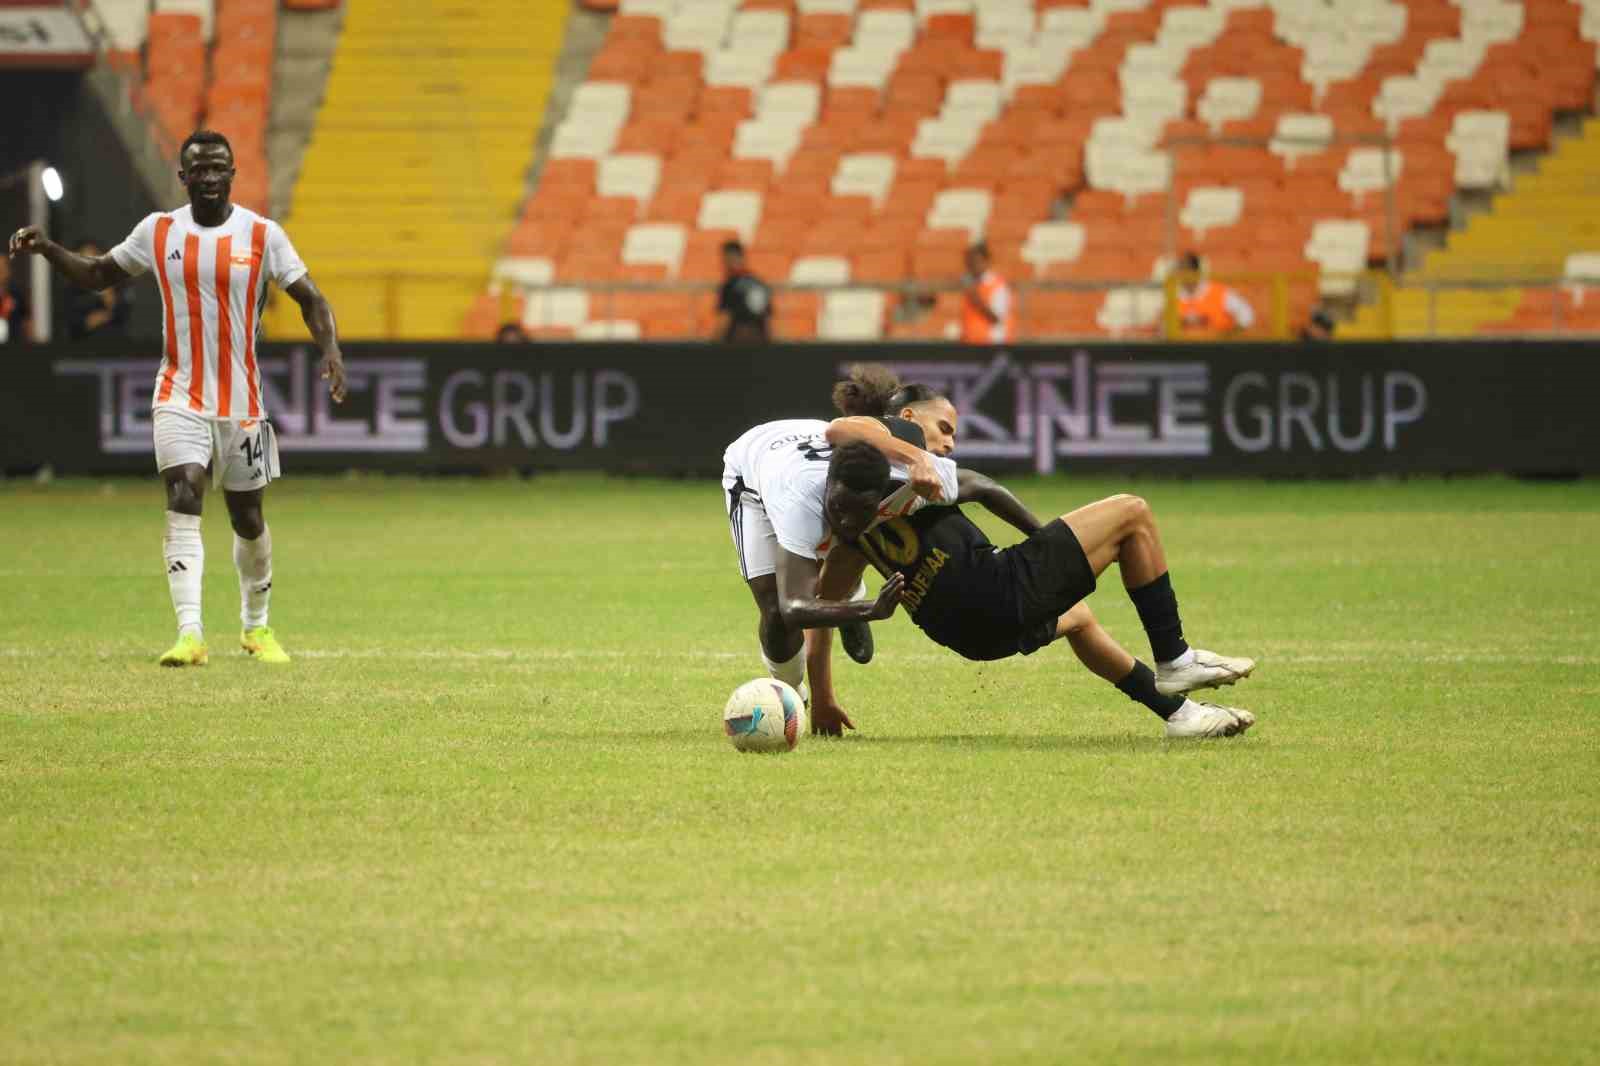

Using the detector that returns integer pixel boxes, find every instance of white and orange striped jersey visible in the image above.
[109,204,307,419]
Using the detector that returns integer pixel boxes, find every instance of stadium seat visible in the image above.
[791,255,853,285]
[818,289,887,339]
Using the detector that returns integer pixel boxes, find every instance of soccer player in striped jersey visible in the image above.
[8,130,345,667]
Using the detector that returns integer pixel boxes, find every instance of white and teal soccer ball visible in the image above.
[723,678,807,753]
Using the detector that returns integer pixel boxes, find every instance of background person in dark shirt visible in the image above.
[715,240,771,343]
[0,255,30,344]
[65,241,132,340]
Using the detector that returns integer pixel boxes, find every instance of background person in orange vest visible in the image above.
[960,242,1013,344]
[1175,251,1256,338]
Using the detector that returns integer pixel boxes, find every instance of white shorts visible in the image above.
[153,407,281,492]
[723,466,781,581]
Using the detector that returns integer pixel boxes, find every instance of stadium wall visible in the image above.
[4,342,1595,478]
[0,70,163,338]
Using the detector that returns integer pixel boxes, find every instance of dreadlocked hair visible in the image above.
[826,441,892,496]
[831,363,901,416]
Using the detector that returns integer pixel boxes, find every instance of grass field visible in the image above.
[1,475,1596,1065]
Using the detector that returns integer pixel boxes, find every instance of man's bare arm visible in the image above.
[775,549,903,630]
[9,226,130,291]
[824,416,944,500]
[284,274,346,403]
[956,467,1042,536]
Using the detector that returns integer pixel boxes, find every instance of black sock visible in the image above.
[1115,660,1185,720]
[1127,571,1189,665]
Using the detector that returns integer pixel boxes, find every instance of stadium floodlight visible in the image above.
[40,167,64,203]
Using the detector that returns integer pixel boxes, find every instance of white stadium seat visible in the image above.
[818,290,886,340]
[598,154,661,204]
[1179,186,1245,236]
[622,223,687,274]
[1197,77,1263,132]
[733,122,801,168]
[926,188,993,241]
[833,153,897,205]
[1096,287,1164,335]
[1021,221,1087,271]
[1446,110,1511,190]
[570,82,631,127]
[758,82,822,126]
[698,189,763,243]
[791,256,853,285]
[1338,148,1402,202]
[491,257,554,291]
[523,289,589,330]
[576,320,643,341]
[1305,220,1370,297]
[1270,112,1335,167]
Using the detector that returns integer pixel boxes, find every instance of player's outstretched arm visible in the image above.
[775,550,903,630]
[824,417,944,500]
[956,468,1042,536]
[8,226,130,291]
[285,274,346,403]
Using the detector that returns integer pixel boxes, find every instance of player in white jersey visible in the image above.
[9,130,345,667]
[722,416,956,731]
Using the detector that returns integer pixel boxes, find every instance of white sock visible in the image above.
[164,511,204,638]
[1160,648,1197,670]
[762,646,806,690]
[234,525,272,630]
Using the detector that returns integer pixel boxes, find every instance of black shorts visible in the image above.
[922,520,1097,661]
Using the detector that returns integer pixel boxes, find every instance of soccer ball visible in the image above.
[723,678,807,753]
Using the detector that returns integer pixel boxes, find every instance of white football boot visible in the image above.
[1155,648,1257,696]
[1164,699,1256,739]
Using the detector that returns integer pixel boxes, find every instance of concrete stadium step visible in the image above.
[270,0,570,341]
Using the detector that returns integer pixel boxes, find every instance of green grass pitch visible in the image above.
[1,475,1596,1065]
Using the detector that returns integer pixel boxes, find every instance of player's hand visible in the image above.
[867,572,905,620]
[319,350,347,403]
[907,452,944,501]
[8,225,44,258]
[810,697,856,737]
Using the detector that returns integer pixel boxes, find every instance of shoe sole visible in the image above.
[1155,659,1257,696]
[241,646,290,664]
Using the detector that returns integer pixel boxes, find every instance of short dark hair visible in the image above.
[180,130,233,163]
[722,240,745,256]
[1179,251,1202,273]
[968,241,990,258]
[827,441,892,496]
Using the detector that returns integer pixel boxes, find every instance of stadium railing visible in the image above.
[283,271,1600,342]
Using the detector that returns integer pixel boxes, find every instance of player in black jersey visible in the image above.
[804,365,1257,739]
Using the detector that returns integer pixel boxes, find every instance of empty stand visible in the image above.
[485,0,1600,340]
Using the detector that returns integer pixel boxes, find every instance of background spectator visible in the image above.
[960,242,1014,344]
[65,241,132,340]
[0,256,29,344]
[1176,251,1256,338]
[495,322,530,343]
[1300,307,1336,342]
[715,240,771,343]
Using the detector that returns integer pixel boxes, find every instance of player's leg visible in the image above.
[724,471,805,690]
[1054,604,1252,737]
[1059,494,1254,693]
[218,419,288,663]
[745,574,805,689]
[155,410,211,666]
[224,488,287,663]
